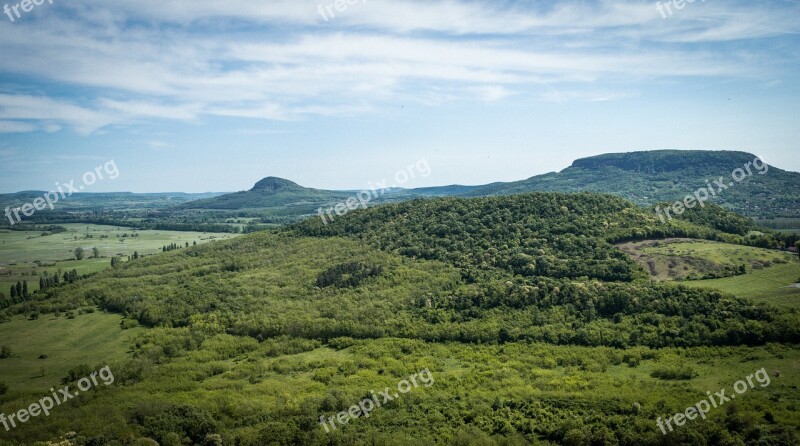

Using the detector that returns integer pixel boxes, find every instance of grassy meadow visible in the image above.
[0,311,143,393]
[619,239,796,281]
[687,262,800,308]
[619,238,800,307]
[0,224,238,294]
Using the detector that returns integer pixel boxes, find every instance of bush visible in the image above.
[327,336,357,350]
[132,403,218,445]
[62,364,93,384]
[651,365,697,380]
[121,319,139,330]
[0,381,8,395]
[0,345,11,359]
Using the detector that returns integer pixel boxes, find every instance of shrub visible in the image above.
[0,345,11,359]
[651,365,697,380]
[121,319,139,330]
[327,336,357,350]
[0,381,8,395]
[62,364,93,384]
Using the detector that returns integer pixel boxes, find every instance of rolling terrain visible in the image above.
[1,192,799,445]
[177,150,800,222]
[4,151,798,229]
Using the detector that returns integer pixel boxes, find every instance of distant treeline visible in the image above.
[2,215,279,234]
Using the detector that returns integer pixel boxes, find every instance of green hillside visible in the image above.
[178,177,350,212]
[1,192,799,445]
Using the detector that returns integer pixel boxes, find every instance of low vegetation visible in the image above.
[0,192,798,445]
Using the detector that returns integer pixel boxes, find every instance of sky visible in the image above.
[0,0,798,193]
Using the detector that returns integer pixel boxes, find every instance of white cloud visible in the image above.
[0,0,795,133]
[0,94,117,134]
[0,121,37,133]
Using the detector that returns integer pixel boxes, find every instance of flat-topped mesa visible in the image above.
[250,177,304,193]
[571,150,761,174]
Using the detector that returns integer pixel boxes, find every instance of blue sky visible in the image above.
[0,0,798,193]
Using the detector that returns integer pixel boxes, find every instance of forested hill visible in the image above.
[466,150,800,218]
[571,150,757,173]
[31,191,800,350]
[178,150,800,220]
[178,176,351,211]
[290,192,770,282]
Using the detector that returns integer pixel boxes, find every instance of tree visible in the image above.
[22,280,28,298]
[795,241,800,259]
[74,247,85,260]
[10,285,16,299]
[133,251,139,260]
[93,247,100,258]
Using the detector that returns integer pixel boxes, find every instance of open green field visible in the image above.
[754,218,800,234]
[619,238,794,281]
[0,224,238,295]
[0,311,143,393]
[687,262,800,307]
[619,238,800,307]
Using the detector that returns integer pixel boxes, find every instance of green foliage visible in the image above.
[3,190,799,445]
[0,380,8,395]
[291,193,719,282]
[650,364,697,380]
[671,203,755,235]
[132,403,219,445]
[315,262,382,288]
[121,319,139,330]
[62,364,93,384]
[0,344,11,358]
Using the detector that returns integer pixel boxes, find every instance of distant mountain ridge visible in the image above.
[180,150,800,220]
[571,150,757,173]
[465,150,800,218]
